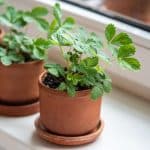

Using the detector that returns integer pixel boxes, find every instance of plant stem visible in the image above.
[59,45,70,67]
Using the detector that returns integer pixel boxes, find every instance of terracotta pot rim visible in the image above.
[39,71,92,98]
[0,60,43,67]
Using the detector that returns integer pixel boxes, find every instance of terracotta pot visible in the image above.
[0,61,44,105]
[103,0,150,22]
[0,27,5,43]
[39,72,102,136]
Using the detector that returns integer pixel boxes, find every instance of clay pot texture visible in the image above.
[0,27,5,43]
[103,0,150,22]
[0,61,44,105]
[39,72,102,136]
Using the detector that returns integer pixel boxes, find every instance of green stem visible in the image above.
[59,45,70,67]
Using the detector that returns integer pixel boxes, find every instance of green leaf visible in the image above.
[95,66,104,74]
[20,45,31,53]
[23,12,34,23]
[62,17,75,29]
[58,82,66,91]
[119,57,141,71]
[72,28,89,53]
[82,57,98,67]
[0,47,6,56]
[48,67,59,77]
[118,44,135,58]
[33,47,45,59]
[6,6,17,22]
[35,18,49,31]
[67,73,81,86]
[69,53,79,64]
[53,3,62,26]
[105,24,116,42]
[89,32,103,49]
[52,29,73,46]
[86,68,97,76]
[112,33,132,45]
[8,53,24,62]
[1,56,12,66]
[22,36,33,45]
[31,7,48,17]
[0,0,4,5]
[0,7,27,29]
[91,85,103,100]
[0,16,12,28]
[45,63,65,77]
[73,40,86,53]
[34,38,51,48]
[72,74,81,85]
[49,19,59,36]
[67,84,76,97]
[13,18,27,28]
[103,79,112,93]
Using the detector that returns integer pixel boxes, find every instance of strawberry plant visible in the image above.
[43,3,141,100]
[0,0,50,65]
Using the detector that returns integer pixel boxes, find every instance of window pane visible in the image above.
[61,0,150,31]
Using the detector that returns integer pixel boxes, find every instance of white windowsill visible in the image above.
[0,87,150,150]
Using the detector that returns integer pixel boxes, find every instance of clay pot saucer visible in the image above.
[0,101,39,117]
[35,117,104,146]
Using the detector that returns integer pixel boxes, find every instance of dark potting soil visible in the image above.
[43,73,65,89]
[43,73,90,91]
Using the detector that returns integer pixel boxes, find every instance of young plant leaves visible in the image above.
[111,33,132,45]
[119,57,141,71]
[0,5,49,31]
[105,24,116,42]
[0,47,6,57]
[58,82,67,91]
[67,84,76,97]
[82,57,98,67]
[103,79,112,93]
[49,19,59,36]
[62,17,75,29]
[35,18,49,31]
[45,63,65,77]
[53,3,62,26]
[1,56,12,66]
[31,7,48,17]
[91,84,103,100]
[118,44,135,58]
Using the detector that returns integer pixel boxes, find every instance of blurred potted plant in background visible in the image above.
[103,0,150,22]
[0,0,50,116]
[35,3,141,146]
